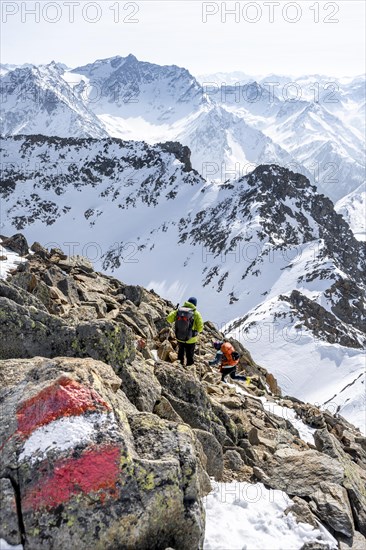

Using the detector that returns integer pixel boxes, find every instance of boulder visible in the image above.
[123,284,144,306]
[117,359,161,412]
[261,447,344,496]
[0,357,205,550]
[158,339,175,361]
[1,233,29,256]
[265,372,282,396]
[314,429,366,536]
[238,439,260,467]
[154,396,183,423]
[248,427,277,453]
[57,255,94,273]
[224,450,245,471]
[0,279,47,312]
[339,531,366,550]
[0,294,135,368]
[311,482,354,537]
[154,363,226,444]
[193,429,224,480]
[284,496,318,528]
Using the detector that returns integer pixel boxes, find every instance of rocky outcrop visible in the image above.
[0,233,29,256]
[157,141,195,173]
[1,236,366,549]
[314,429,366,536]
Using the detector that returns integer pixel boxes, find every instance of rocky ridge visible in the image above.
[1,140,365,431]
[1,235,366,549]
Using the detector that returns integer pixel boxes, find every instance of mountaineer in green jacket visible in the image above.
[167,297,204,367]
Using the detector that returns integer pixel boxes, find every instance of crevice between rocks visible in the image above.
[9,474,26,546]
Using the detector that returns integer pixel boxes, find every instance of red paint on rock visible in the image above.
[17,377,110,437]
[22,445,121,511]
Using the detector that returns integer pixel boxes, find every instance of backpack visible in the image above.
[221,343,240,366]
[175,307,195,342]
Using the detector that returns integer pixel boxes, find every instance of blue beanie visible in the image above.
[188,297,197,306]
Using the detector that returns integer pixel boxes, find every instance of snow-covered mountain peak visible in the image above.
[0,64,108,138]
[70,54,205,124]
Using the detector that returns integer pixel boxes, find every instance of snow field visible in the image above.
[204,481,337,549]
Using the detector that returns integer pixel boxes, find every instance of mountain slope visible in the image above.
[1,56,364,205]
[174,105,304,179]
[335,184,366,242]
[1,135,364,429]
[262,102,365,201]
[2,236,366,548]
[0,63,108,138]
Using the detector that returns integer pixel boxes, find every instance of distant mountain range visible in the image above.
[1,55,364,212]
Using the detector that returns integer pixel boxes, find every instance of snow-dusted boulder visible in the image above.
[0,357,206,549]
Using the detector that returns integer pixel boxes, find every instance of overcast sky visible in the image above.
[1,1,365,77]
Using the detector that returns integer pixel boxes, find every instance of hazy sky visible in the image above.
[1,1,365,77]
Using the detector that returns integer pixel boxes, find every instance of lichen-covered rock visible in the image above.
[260,447,345,496]
[0,293,135,367]
[154,363,227,444]
[0,357,206,550]
[193,429,224,480]
[0,478,22,546]
[314,428,366,536]
[116,358,161,412]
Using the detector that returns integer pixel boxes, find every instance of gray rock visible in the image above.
[0,357,205,550]
[194,429,224,480]
[261,447,344,496]
[0,279,47,312]
[30,241,50,259]
[300,543,333,550]
[314,429,366,536]
[248,427,277,453]
[0,478,22,546]
[154,363,227,444]
[154,396,183,423]
[1,233,29,256]
[58,255,94,273]
[311,482,354,537]
[123,284,144,306]
[285,496,318,528]
[339,531,366,550]
[117,358,161,412]
[0,295,135,368]
[224,450,245,471]
[238,439,260,467]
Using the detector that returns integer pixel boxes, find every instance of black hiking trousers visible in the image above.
[178,342,195,366]
[221,366,246,383]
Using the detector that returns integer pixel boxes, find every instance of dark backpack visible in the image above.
[175,307,195,342]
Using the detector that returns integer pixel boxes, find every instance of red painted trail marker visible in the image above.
[23,445,121,511]
[17,377,110,437]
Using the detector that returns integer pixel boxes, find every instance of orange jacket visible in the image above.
[220,342,239,367]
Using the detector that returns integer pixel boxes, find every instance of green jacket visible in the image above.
[167,301,204,344]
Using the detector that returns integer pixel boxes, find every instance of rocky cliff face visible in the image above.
[1,235,366,549]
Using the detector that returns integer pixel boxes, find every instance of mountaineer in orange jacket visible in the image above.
[209,341,248,383]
